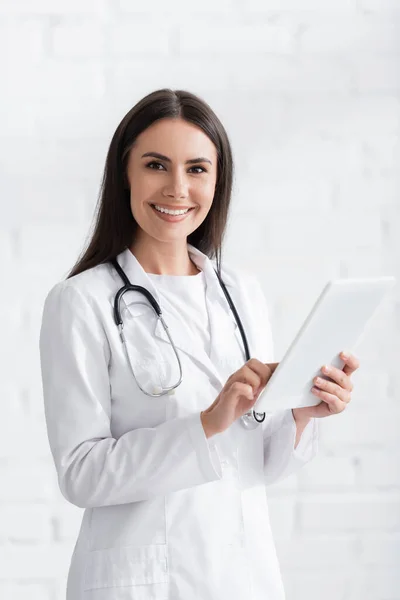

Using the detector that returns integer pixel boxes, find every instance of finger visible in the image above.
[311,387,347,413]
[340,351,360,376]
[234,365,261,392]
[246,358,276,390]
[230,381,254,402]
[321,364,353,392]
[313,376,351,404]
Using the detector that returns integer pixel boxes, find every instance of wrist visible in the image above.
[292,408,312,425]
[200,411,217,439]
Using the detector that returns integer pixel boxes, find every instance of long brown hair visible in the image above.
[67,88,234,279]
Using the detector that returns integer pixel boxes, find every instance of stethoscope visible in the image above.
[111,258,266,430]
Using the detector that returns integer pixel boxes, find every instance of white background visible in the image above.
[1,1,400,599]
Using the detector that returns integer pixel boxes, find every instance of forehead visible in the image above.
[133,118,217,159]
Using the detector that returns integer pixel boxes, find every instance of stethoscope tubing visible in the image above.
[110,258,266,428]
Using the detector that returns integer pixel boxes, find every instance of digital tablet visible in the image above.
[254,276,396,413]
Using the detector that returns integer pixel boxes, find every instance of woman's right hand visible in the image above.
[200,359,279,438]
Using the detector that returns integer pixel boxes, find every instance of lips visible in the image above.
[150,204,195,212]
[149,204,195,223]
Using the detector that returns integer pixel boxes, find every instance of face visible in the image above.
[125,118,218,247]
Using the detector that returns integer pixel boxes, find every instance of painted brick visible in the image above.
[2,2,400,598]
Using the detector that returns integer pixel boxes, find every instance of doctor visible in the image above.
[39,88,360,600]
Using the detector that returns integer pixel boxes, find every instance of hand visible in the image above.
[201,359,279,438]
[293,351,360,421]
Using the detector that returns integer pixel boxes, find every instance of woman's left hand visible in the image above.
[293,351,360,421]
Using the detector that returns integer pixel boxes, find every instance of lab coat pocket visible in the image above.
[83,544,168,598]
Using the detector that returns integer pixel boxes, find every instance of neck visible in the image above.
[130,235,200,276]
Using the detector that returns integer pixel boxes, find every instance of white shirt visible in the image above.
[147,269,211,356]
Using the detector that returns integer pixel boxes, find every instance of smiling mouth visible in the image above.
[148,204,197,223]
[150,204,196,215]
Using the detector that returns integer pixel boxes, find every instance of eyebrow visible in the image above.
[141,151,212,165]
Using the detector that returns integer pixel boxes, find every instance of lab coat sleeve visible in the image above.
[262,407,319,486]
[250,277,319,486]
[39,282,223,509]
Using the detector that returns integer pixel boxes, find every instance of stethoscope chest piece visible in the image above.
[152,385,175,396]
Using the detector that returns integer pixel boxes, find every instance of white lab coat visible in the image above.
[39,243,318,600]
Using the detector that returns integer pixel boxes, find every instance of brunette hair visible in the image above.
[67,88,234,279]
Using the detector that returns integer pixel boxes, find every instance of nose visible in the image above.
[162,169,189,199]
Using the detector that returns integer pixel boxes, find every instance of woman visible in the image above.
[39,88,359,600]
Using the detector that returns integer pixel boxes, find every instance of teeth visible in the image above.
[153,205,190,216]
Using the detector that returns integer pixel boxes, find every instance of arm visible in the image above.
[293,410,312,449]
[262,407,318,486]
[39,283,223,509]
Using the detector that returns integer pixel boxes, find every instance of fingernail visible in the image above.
[341,351,349,359]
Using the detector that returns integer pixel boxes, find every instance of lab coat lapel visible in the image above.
[187,245,246,374]
[112,246,244,388]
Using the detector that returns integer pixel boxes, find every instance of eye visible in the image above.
[146,161,165,170]
[145,161,207,174]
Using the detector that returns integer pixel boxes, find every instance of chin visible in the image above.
[152,230,192,244]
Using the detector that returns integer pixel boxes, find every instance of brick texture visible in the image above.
[1,1,399,599]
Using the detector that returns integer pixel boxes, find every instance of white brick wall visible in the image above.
[1,0,399,598]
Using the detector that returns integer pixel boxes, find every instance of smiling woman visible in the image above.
[67,89,232,279]
[39,88,320,600]
[124,117,219,272]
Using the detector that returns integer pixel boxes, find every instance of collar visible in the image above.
[113,243,235,305]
